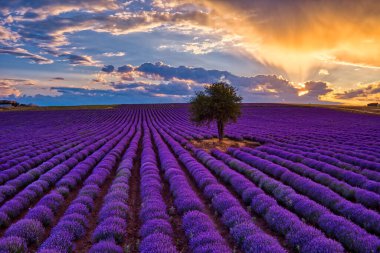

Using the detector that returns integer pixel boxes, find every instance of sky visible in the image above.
[0,0,379,106]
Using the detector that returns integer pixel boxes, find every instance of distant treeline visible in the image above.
[0,100,35,107]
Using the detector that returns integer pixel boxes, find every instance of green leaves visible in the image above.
[190,82,242,140]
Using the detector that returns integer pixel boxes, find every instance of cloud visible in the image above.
[111,79,197,96]
[51,77,65,80]
[3,0,380,86]
[300,81,333,98]
[0,78,37,97]
[318,69,329,76]
[102,52,125,57]
[3,86,188,106]
[117,65,134,73]
[166,0,380,80]
[0,47,53,64]
[157,32,241,55]
[0,83,20,97]
[0,59,342,105]
[136,62,233,83]
[116,65,136,81]
[134,62,298,100]
[102,62,336,103]
[1,0,120,19]
[101,65,115,73]
[0,26,20,46]
[334,83,380,99]
[9,5,210,53]
[59,53,99,66]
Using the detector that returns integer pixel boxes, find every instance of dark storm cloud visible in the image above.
[51,77,65,80]
[101,65,114,73]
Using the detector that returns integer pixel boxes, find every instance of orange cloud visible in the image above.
[173,0,380,81]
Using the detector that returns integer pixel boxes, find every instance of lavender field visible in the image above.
[0,104,379,253]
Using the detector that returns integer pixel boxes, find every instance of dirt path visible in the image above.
[152,135,189,253]
[191,138,260,153]
[160,138,239,252]
[193,151,294,252]
[163,127,293,252]
[124,134,143,253]
[74,164,118,252]
[28,184,83,252]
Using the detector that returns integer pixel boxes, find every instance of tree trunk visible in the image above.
[217,121,224,141]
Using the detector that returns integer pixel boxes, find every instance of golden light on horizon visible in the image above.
[1,0,379,105]
[181,0,380,83]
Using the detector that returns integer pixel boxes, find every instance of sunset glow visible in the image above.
[1,0,379,105]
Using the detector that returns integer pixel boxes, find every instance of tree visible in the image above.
[190,82,242,141]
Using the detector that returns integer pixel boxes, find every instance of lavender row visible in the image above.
[0,109,129,172]
[0,108,117,158]
[156,121,346,252]
[215,149,380,252]
[138,123,177,253]
[90,125,141,253]
[262,137,380,173]
[150,124,231,253]
[230,148,380,235]
[0,141,88,205]
[0,120,112,172]
[261,144,380,184]
[38,120,136,252]
[245,146,380,209]
[155,124,287,253]
[193,147,344,253]
[0,118,129,209]
[0,108,129,174]
[0,113,136,252]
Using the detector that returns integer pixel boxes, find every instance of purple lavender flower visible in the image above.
[64,203,90,216]
[0,236,27,253]
[5,219,45,245]
[39,230,73,252]
[25,206,54,227]
[38,192,64,214]
[89,241,124,253]
[139,219,173,238]
[92,217,126,244]
[98,202,129,222]
[139,232,178,253]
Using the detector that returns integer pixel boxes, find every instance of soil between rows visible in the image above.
[151,131,190,253]
[191,138,260,153]
[124,132,143,253]
[74,164,119,252]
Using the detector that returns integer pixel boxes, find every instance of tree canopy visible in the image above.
[190,82,242,140]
